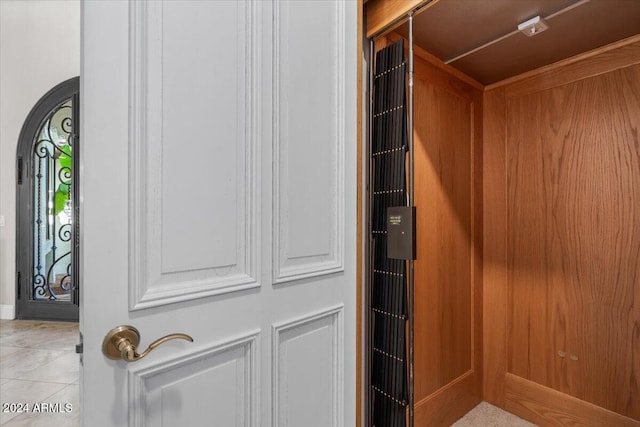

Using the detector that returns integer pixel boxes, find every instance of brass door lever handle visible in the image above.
[102,325,193,362]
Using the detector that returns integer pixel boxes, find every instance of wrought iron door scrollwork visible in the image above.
[32,99,75,301]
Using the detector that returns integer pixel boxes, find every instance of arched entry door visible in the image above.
[16,77,79,321]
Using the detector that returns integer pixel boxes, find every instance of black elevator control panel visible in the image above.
[386,206,416,260]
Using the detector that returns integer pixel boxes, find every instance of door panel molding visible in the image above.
[128,0,261,310]
[272,0,346,284]
[272,306,344,427]
[128,330,259,427]
[81,1,357,424]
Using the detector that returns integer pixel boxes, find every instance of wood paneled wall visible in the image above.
[484,41,640,426]
[392,33,484,426]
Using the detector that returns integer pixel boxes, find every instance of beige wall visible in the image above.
[0,0,80,318]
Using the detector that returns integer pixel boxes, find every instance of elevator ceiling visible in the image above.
[393,0,640,84]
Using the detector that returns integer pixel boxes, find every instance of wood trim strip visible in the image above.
[356,1,363,426]
[486,34,640,94]
[384,32,484,91]
[414,372,481,426]
[471,80,484,409]
[505,374,640,427]
[481,87,508,408]
[365,0,435,38]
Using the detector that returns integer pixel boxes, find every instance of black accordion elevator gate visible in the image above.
[369,39,409,427]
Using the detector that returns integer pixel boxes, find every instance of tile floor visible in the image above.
[0,320,79,426]
[1,320,536,426]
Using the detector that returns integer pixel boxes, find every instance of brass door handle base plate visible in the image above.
[102,325,141,360]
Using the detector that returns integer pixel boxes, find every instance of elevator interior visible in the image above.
[364,0,640,425]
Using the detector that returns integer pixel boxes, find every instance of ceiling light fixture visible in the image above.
[518,16,549,37]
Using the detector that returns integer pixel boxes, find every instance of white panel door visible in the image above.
[80,1,357,426]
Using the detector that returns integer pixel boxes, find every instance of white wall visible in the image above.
[0,0,80,318]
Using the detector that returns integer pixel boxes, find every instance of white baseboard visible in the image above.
[0,304,16,320]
